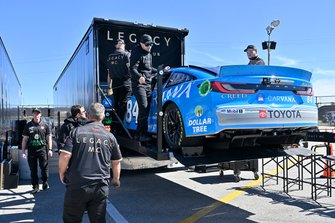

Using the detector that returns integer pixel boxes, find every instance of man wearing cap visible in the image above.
[107,39,131,134]
[244,45,265,65]
[130,34,158,141]
[59,103,122,223]
[21,108,53,194]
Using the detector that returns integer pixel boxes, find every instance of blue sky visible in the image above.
[1,0,335,105]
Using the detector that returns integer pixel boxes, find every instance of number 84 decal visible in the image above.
[126,99,139,124]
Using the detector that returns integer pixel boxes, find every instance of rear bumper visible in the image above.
[215,105,317,128]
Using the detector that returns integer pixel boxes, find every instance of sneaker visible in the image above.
[31,187,40,194]
[42,182,49,190]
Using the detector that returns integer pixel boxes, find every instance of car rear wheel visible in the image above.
[163,103,184,150]
[163,103,203,150]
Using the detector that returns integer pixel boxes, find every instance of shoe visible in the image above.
[31,187,40,194]
[139,135,151,142]
[42,182,49,190]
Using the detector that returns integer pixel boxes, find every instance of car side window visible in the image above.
[166,72,195,87]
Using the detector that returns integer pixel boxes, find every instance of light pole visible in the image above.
[262,19,280,65]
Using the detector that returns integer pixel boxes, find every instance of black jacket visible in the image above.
[248,56,265,65]
[130,45,157,85]
[58,117,87,150]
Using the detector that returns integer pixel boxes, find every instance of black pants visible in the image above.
[27,148,48,188]
[112,79,132,132]
[132,84,152,135]
[63,183,109,223]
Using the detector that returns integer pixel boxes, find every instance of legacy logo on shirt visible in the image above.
[76,137,109,153]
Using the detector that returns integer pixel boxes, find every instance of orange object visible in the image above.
[320,143,335,178]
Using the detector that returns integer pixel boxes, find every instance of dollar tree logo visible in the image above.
[194,105,203,117]
[199,80,211,96]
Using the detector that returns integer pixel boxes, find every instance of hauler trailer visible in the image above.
[0,36,22,188]
[0,37,23,157]
[53,18,188,168]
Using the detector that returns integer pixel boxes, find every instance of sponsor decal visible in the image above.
[188,118,212,126]
[267,96,296,103]
[163,82,192,101]
[259,110,302,119]
[199,80,211,96]
[259,110,267,118]
[268,110,301,118]
[194,105,203,117]
[257,94,265,103]
[222,94,248,100]
[220,108,245,114]
[189,117,212,133]
[192,126,208,133]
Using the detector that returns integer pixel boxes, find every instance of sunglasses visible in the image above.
[145,43,153,47]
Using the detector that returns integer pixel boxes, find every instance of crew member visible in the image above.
[58,104,87,151]
[244,45,265,65]
[59,103,122,223]
[107,39,132,134]
[22,108,53,194]
[131,34,167,141]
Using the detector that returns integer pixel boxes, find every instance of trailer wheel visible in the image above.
[163,103,184,150]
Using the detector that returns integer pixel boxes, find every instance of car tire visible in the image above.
[163,103,184,150]
[163,103,203,150]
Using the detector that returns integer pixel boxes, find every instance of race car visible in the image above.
[122,65,318,150]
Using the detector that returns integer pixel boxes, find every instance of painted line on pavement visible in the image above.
[180,165,285,223]
[106,200,129,223]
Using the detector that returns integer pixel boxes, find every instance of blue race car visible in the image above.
[123,65,318,150]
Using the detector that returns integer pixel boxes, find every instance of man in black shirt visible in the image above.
[58,104,87,151]
[107,39,131,134]
[130,34,158,141]
[59,102,122,223]
[244,45,265,65]
[22,108,53,194]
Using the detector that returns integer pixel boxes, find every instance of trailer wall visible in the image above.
[0,37,22,153]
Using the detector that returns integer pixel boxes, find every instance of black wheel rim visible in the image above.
[166,109,182,146]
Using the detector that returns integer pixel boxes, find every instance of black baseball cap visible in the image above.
[140,34,153,45]
[32,108,42,113]
[244,45,257,52]
[116,39,125,45]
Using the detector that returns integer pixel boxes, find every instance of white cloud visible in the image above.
[312,79,335,96]
[311,68,335,77]
[187,49,225,65]
[274,55,299,67]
